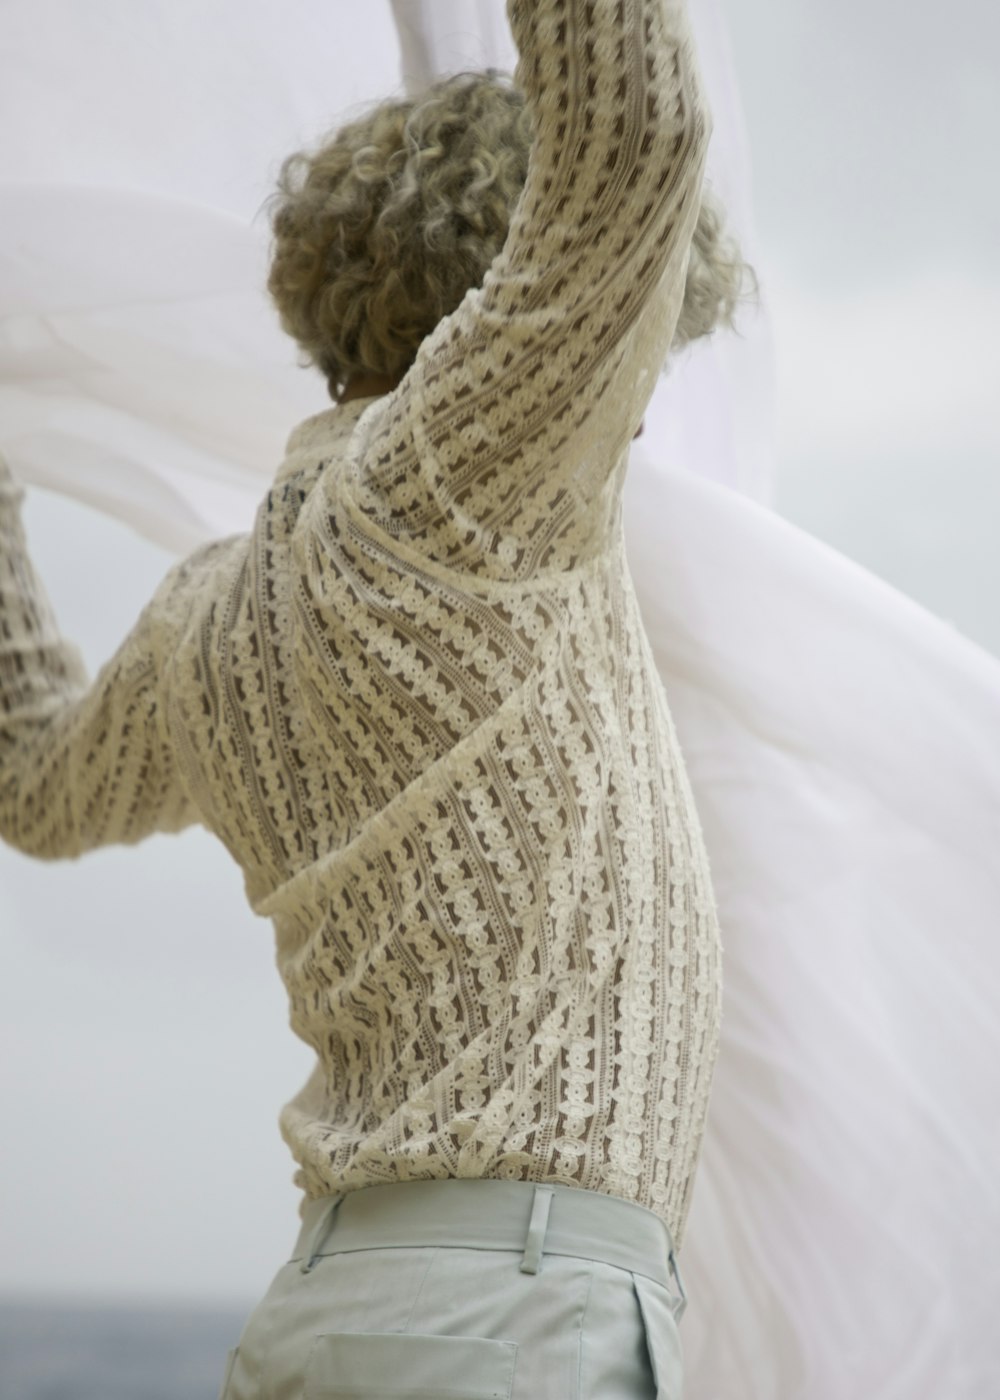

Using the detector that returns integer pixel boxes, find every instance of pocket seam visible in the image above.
[574,1267,595,1400]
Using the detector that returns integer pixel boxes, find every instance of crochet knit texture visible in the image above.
[0,0,722,1248]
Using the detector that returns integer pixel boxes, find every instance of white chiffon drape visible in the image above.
[2,2,998,1395]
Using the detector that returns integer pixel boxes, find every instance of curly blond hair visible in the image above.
[266,70,758,400]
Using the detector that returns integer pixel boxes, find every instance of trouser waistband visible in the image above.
[290,1180,686,1317]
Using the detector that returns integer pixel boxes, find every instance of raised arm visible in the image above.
[359,0,712,578]
[0,457,240,859]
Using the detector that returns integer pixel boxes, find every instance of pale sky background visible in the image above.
[1,0,997,1308]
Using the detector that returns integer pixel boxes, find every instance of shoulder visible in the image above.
[282,405,341,460]
[281,397,382,462]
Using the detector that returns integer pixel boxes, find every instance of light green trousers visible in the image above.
[217,1179,687,1399]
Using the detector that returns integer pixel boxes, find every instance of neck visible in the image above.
[337,372,403,405]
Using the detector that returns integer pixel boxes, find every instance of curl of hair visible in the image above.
[266,71,759,399]
[672,181,761,359]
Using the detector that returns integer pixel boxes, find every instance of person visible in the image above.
[0,1,757,1395]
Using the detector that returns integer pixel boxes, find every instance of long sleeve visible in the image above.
[353,0,712,579]
[0,456,241,860]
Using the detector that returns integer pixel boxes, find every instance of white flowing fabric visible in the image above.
[2,2,999,1396]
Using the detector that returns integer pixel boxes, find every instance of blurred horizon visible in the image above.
[0,1296,251,1399]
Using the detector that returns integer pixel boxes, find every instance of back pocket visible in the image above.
[304,1331,517,1399]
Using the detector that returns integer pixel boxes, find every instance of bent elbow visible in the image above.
[0,781,84,863]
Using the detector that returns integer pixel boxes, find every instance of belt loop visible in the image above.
[520,1186,555,1275]
[668,1242,688,1322]
[299,1193,345,1275]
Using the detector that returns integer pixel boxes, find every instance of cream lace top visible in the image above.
[0,0,721,1249]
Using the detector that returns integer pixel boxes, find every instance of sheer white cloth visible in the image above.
[2,1,998,1394]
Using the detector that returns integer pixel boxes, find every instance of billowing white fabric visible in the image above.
[1,1,998,1396]
[627,455,1000,1396]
